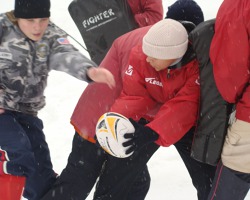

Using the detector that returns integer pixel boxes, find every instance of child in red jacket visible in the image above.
[41,1,213,200]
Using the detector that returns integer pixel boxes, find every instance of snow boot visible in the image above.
[0,149,26,200]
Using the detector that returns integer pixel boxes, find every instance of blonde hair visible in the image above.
[6,11,18,25]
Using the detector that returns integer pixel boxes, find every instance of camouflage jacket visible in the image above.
[0,12,97,115]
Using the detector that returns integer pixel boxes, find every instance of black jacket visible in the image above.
[189,19,233,166]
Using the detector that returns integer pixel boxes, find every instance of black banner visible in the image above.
[68,0,138,64]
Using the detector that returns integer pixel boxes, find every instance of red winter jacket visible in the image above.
[70,26,151,143]
[127,0,163,27]
[210,0,250,123]
[110,45,199,147]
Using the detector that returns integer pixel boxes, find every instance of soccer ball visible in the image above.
[95,112,135,158]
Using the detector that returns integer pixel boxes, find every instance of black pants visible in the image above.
[42,128,216,200]
[94,127,216,200]
[41,133,151,200]
[174,128,217,200]
[208,161,250,200]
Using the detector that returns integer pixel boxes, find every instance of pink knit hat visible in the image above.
[142,19,188,59]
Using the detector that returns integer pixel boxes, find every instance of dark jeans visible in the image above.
[208,161,250,200]
[0,110,57,200]
[41,133,151,200]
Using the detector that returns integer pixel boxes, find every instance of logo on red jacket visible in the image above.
[195,76,200,85]
[125,65,133,76]
[145,78,163,87]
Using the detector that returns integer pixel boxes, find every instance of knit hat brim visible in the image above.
[14,10,50,19]
[142,38,188,60]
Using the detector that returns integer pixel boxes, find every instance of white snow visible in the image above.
[0,0,249,199]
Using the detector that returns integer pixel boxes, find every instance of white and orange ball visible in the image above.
[95,112,135,158]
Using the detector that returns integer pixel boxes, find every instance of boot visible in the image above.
[0,149,26,200]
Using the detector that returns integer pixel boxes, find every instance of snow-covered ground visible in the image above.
[1,0,249,199]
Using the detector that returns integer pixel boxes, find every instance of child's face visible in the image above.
[146,56,177,71]
[17,18,49,41]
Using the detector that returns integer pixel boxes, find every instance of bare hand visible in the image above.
[87,67,115,89]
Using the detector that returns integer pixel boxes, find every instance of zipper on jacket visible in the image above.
[167,68,171,79]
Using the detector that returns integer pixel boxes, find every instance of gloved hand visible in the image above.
[122,119,159,155]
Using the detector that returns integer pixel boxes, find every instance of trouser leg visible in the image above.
[0,111,36,177]
[18,113,57,200]
[0,111,56,200]
[126,165,151,200]
[93,142,159,200]
[41,133,106,200]
[174,127,217,200]
[208,161,250,200]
